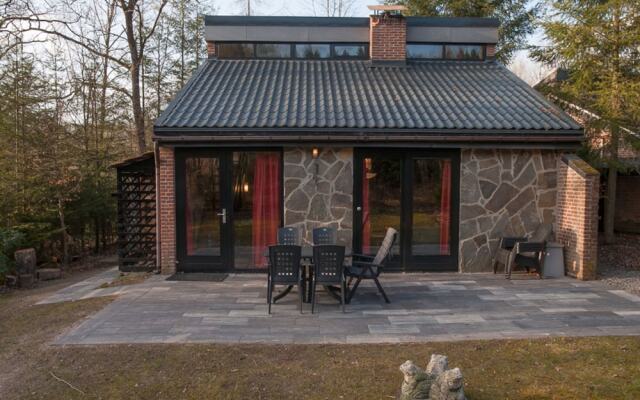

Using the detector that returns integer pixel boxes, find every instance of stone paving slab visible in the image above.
[48,272,640,345]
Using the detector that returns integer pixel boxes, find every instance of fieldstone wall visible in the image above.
[283,148,353,248]
[459,149,560,272]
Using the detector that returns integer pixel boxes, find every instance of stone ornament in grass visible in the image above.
[399,354,466,400]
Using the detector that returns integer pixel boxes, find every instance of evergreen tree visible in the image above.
[389,0,539,63]
[531,0,640,244]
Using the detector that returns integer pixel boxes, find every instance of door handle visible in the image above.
[356,206,362,211]
[217,208,227,224]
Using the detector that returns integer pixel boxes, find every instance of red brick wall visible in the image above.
[158,146,176,274]
[615,175,640,233]
[207,41,216,58]
[555,155,600,280]
[369,14,406,61]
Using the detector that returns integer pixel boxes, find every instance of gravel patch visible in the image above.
[598,234,640,295]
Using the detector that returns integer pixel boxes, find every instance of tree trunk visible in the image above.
[57,197,69,267]
[130,62,146,153]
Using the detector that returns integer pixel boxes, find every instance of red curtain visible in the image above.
[362,159,371,254]
[439,160,452,255]
[252,153,281,267]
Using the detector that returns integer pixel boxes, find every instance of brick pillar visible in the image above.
[369,13,406,62]
[555,154,599,280]
[207,41,216,58]
[158,146,176,274]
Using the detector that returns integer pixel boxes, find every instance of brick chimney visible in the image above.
[368,5,407,63]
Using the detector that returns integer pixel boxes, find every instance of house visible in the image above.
[152,7,599,279]
[535,68,640,234]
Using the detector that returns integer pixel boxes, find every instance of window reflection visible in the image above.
[217,43,254,58]
[334,44,367,58]
[412,159,451,256]
[444,45,483,60]
[185,158,221,256]
[256,43,291,58]
[406,44,443,59]
[295,44,331,59]
[362,155,401,256]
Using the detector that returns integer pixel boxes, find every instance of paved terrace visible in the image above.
[49,270,640,345]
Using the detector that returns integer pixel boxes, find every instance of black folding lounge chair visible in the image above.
[267,245,304,314]
[312,227,337,245]
[345,227,397,304]
[492,223,553,279]
[311,245,346,313]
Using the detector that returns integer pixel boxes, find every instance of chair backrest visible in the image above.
[313,227,337,245]
[269,245,301,284]
[529,223,553,243]
[373,227,398,265]
[313,245,345,284]
[277,227,300,246]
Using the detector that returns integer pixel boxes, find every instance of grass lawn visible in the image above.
[1,275,640,399]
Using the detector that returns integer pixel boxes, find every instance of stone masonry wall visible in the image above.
[459,149,560,272]
[283,148,353,249]
[556,155,599,280]
[158,146,176,274]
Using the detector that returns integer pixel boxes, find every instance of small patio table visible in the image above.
[267,247,350,304]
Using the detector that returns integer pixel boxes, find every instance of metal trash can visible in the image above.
[544,242,565,278]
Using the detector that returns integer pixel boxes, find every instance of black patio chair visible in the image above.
[507,241,547,279]
[492,223,553,279]
[277,227,300,245]
[312,227,337,245]
[267,245,304,314]
[311,245,346,313]
[345,227,397,304]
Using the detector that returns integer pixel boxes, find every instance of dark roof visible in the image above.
[155,59,581,136]
[204,15,499,28]
[111,152,154,169]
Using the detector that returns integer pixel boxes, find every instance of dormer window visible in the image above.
[406,43,485,61]
[215,42,369,60]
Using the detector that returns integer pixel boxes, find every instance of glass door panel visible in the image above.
[232,151,281,269]
[185,157,221,256]
[411,159,451,256]
[359,153,402,259]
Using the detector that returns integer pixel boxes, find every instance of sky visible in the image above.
[211,0,550,85]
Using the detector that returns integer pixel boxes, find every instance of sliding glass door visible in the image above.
[176,149,282,272]
[354,149,459,271]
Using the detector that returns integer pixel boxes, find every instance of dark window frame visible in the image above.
[406,42,486,61]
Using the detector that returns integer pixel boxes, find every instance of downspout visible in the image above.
[154,141,162,274]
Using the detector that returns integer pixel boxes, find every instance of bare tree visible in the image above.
[309,0,356,17]
[6,0,168,154]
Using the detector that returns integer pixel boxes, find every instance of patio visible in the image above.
[48,270,640,345]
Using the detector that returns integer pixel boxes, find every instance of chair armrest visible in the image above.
[500,237,528,250]
[515,241,545,253]
[351,261,384,269]
[349,253,375,261]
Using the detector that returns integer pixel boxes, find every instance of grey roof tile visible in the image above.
[155,59,582,133]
